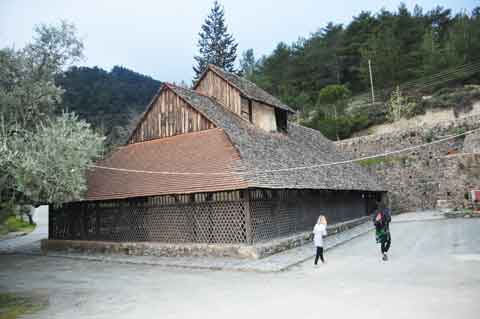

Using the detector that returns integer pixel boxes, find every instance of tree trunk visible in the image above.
[25,211,34,225]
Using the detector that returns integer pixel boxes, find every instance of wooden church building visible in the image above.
[49,64,384,247]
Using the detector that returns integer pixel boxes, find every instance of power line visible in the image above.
[350,60,480,103]
[347,62,480,111]
[399,61,480,89]
[89,165,233,176]
[89,127,480,176]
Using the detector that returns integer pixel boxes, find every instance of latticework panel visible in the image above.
[249,200,276,242]
[50,189,380,245]
[249,189,373,243]
[50,192,248,244]
[193,202,247,243]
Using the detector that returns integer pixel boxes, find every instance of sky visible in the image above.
[1,0,478,83]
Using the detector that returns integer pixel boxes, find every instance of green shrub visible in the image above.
[424,129,435,143]
[358,156,395,167]
[358,155,408,167]
[421,85,480,114]
[0,293,46,319]
[4,216,35,233]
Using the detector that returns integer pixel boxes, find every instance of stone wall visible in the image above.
[464,131,480,153]
[336,115,480,212]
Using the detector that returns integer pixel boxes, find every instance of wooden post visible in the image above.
[95,209,101,239]
[272,190,281,237]
[80,204,86,240]
[243,190,253,245]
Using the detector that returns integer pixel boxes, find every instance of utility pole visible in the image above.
[368,59,375,105]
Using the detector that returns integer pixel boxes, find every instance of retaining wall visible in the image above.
[336,115,480,212]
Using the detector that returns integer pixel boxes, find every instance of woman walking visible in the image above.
[313,215,327,265]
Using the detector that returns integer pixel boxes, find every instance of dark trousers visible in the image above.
[314,246,324,264]
[381,235,391,254]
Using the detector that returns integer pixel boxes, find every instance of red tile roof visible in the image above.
[86,128,248,200]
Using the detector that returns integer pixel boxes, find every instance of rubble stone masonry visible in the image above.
[336,115,480,212]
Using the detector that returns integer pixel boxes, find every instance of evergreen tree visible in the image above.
[316,84,351,140]
[420,27,445,76]
[239,49,255,78]
[193,1,238,80]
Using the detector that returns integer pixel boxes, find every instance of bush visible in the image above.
[419,85,480,115]
[424,129,435,143]
[4,216,35,233]
[301,113,371,140]
[0,293,46,318]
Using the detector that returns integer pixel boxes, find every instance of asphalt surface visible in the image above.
[1,218,479,319]
[0,205,48,253]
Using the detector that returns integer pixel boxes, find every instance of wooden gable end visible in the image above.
[195,69,242,116]
[128,87,215,144]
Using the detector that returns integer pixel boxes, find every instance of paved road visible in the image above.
[1,218,479,319]
[0,206,48,253]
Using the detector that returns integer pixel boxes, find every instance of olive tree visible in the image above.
[0,21,103,221]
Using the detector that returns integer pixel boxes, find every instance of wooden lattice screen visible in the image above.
[50,191,248,244]
[248,189,376,243]
[49,189,381,245]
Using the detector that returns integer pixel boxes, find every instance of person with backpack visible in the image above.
[313,215,328,266]
[372,203,392,261]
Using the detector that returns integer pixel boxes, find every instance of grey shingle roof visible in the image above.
[198,64,295,113]
[170,85,384,192]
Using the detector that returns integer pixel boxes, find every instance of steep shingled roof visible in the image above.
[86,85,384,200]
[86,128,247,200]
[195,64,295,113]
[167,86,384,192]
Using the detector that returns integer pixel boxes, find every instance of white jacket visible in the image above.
[313,224,327,247]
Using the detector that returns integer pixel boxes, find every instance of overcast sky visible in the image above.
[1,0,477,83]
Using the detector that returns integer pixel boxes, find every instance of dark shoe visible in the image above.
[382,253,388,261]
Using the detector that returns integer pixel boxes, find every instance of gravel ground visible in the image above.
[1,218,479,319]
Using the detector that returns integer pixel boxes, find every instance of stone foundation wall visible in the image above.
[336,115,480,212]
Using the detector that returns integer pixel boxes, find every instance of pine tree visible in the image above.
[239,49,256,78]
[193,1,238,80]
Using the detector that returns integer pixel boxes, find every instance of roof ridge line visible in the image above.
[167,83,212,98]
[118,128,225,148]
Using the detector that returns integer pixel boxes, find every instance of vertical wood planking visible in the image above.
[196,70,242,116]
[128,88,215,143]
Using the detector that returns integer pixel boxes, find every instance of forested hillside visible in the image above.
[244,4,480,139]
[55,5,480,144]
[56,66,161,147]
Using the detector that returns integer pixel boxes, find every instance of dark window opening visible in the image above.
[240,97,252,122]
[275,108,288,133]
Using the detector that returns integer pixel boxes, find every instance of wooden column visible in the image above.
[80,204,86,240]
[95,210,101,239]
[243,190,253,245]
